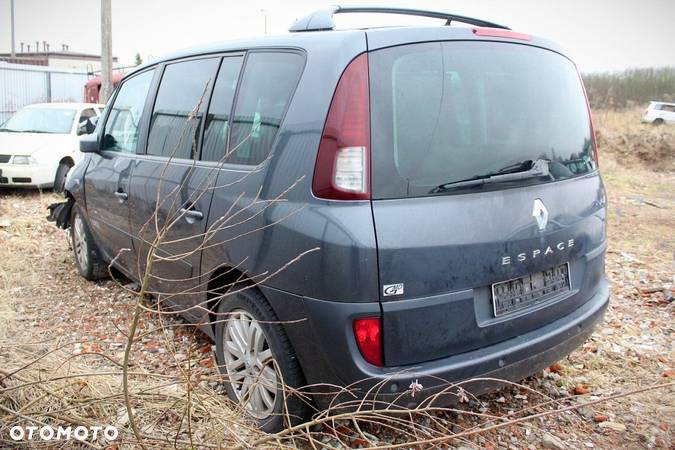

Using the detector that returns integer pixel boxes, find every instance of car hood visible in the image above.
[0,132,74,156]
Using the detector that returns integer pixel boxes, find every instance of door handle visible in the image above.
[114,191,128,202]
[180,208,203,222]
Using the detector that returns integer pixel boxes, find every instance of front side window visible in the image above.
[227,52,303,165]
[0,107,77,134]
[102,69,155,153]
[201,56,243,162]
[147,58,220,159]
[369,41,596,199]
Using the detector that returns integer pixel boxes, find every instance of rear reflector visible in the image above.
[312,53,370,200]
[473,27,531,41]
[353,317,383,366]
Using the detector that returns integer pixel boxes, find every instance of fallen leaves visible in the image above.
[573,385,590,395]
[199,357,215,369]
[549,363,564,374]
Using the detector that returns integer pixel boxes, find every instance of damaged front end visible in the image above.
[47,197,74,230]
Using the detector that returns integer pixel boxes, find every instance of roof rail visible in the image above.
[289,5,510,32]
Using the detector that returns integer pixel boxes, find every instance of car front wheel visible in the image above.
[71,204,108,280]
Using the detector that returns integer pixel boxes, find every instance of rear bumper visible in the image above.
[266,279,608,409]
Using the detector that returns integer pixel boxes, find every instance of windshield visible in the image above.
[0,107,77,134]
[369,41,597,199]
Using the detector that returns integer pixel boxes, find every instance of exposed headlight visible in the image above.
[13,155,37,165]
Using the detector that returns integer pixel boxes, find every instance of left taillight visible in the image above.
[312,53,370,200]
[353,317,383,367]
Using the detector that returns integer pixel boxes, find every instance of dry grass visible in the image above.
[0,108,673,449]
[594,107,675,170]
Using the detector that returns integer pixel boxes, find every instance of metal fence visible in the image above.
[0,62,89,123]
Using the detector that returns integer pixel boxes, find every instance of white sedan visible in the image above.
[0,102,104,191]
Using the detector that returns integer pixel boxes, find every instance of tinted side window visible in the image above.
[102,69,155,153]
[201,57,243,162]
[228,52,303,165]
[147,58,220,159]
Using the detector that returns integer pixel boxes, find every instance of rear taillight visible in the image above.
[577,70,599,166]
[312,53,370,200]
[353,317,383,366]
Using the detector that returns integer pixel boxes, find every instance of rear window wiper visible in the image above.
[430,159,552,193]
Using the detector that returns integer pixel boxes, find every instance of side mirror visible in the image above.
[80,133,100,153]
[76,122,87,136]
[85,116,99,134]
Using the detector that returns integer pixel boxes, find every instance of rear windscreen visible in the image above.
[369,41,596,199]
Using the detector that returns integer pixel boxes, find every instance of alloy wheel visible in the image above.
[73,214,88,270]
[222,309,278,419]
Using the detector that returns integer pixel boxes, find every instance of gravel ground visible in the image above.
[0,128,673,448]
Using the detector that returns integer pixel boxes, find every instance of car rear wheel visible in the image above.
[54,160,73,194]
[214,284,310,432]
[71,204,108,280]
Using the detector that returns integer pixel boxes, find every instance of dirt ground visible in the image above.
[0,109,673,449]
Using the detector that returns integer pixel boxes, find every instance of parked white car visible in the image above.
[0,102,104,191]
[641,101,675,125]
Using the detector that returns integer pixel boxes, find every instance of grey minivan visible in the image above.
[51,7,609,431]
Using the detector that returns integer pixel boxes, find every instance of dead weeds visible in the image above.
[0,110,673,449]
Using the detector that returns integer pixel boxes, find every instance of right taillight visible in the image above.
[312,53,370,200]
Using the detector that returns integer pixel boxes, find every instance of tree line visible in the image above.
[582,67,675,109]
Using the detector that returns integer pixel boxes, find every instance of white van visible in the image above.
[641,101,675,125]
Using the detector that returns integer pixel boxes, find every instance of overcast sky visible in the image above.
[1,0,673,73]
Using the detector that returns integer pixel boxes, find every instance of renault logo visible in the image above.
[532,199,549,231]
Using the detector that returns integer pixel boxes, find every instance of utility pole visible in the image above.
[10,0,16,57]
[100,0,113,103]
[261,9,269,35]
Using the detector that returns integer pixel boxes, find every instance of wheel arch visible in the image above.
[59,156,75,167]
[206,265,254,334]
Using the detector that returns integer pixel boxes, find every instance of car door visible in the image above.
[197,51,305,322]
[128,56,242,319]
[84,68,156,274]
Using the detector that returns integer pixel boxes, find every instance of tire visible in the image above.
[54,160,73,194]
[70,204,109,281]
[653,118,665,126]
[214,284,310,432]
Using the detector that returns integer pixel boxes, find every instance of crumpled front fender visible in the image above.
[47,197,74,230]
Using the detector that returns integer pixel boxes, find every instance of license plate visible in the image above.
[491,263,571,317]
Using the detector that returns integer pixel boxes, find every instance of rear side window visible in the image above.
[201,56,243,162]
[102,69,155,153]
[369,41,597,199]
[147,58,220,159]
[227,52,303,165]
